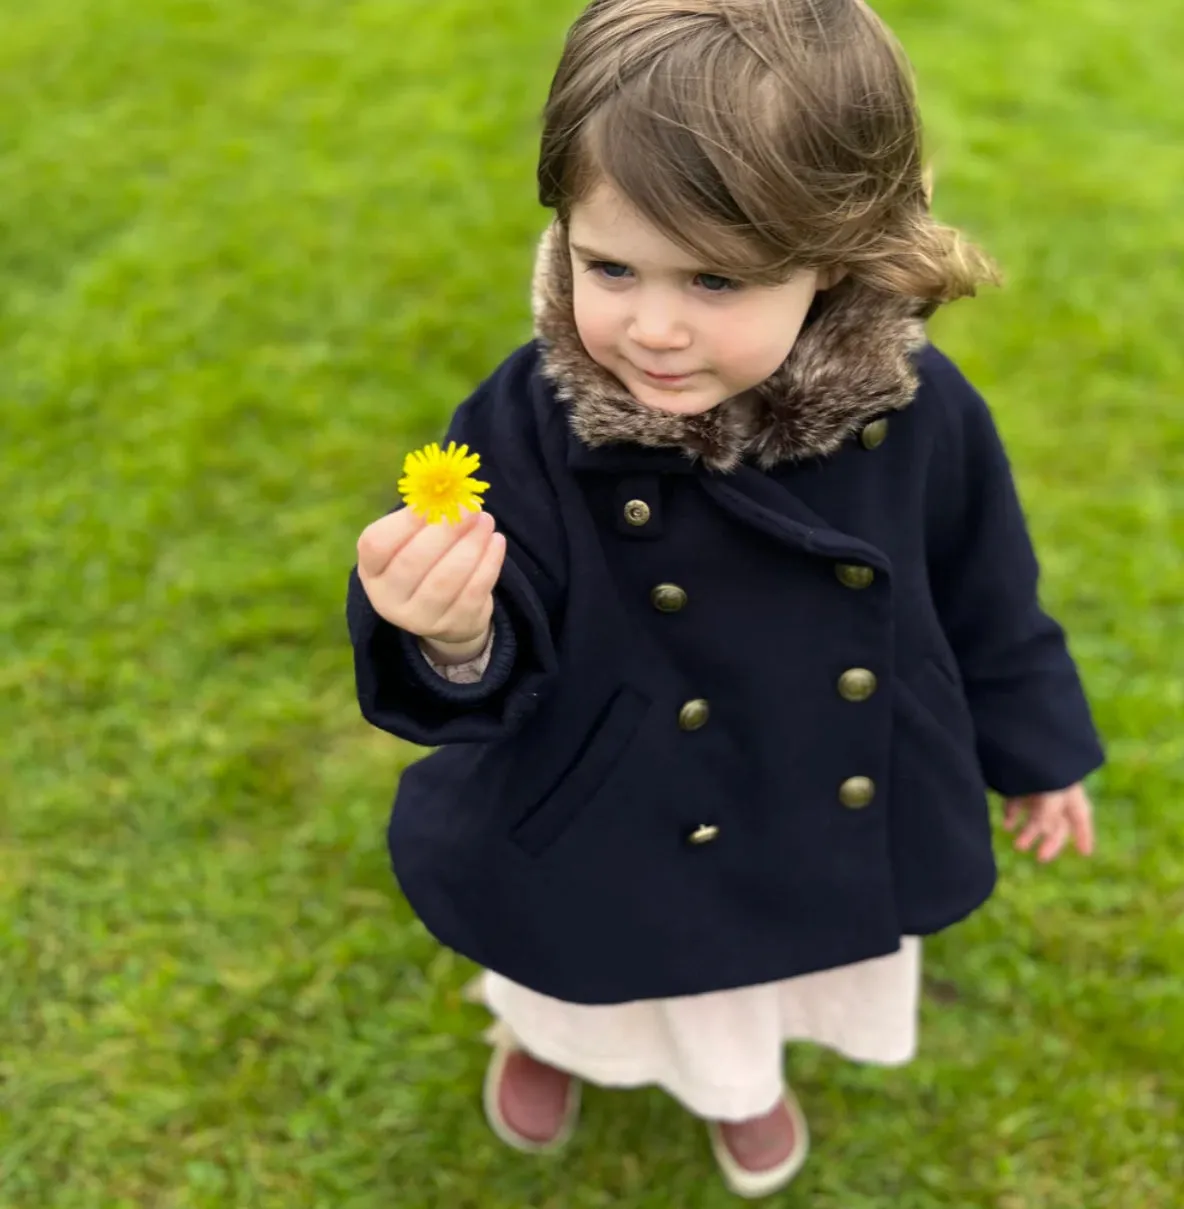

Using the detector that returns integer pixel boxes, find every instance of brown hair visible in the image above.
[538,0,997,301]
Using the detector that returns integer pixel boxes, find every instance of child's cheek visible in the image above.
[572,287,619,371]
[725,310,803,390]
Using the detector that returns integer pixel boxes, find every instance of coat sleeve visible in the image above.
[922,346,1105,797]
[346,344,565,746]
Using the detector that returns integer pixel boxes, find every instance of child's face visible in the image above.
[568,182,823,417]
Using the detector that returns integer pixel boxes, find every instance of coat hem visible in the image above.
[398,886,909,1004]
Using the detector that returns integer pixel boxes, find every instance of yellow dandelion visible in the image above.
[397,441,490,525]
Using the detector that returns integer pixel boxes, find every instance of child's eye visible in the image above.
[587,260,632,280]
[695,272,740,293]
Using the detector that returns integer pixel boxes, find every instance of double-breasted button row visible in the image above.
[833,423,885,815]
[618,500,710,843]
[627,462,882,827]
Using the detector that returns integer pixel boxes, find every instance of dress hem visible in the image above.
[466,948,921,1123]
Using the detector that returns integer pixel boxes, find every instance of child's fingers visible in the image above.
[1037,820,1069,863]
[387,510,483,592]
[1069,800,1096,856]
[356,508,426,578]
[404,513,496,621]
[1014,822,1041,852]
[435,531,507,636]
[1016,792,1070,847]
[1014,803,1048,851]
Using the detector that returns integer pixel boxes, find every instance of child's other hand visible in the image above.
[356,507,506,649]
[1002,783,1095,862]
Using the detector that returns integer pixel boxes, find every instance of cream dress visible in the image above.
[425,635,922,1123]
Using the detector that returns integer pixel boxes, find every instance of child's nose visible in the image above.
[628,299,692,351]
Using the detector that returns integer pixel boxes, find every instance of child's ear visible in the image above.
[816,266,848,291]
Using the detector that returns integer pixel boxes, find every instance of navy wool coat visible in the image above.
[347,227,1104,1005]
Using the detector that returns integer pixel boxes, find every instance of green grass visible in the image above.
[1,0,1181,1205]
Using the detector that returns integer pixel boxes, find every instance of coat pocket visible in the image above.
[510,684,650,858]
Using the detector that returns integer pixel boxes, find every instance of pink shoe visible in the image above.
[482,1042,582,1154]
[707,1088,810,1198]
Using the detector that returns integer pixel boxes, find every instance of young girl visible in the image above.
[348,0,1104,1197]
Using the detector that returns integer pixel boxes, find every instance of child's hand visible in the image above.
[356,507,506,655]
[1002,783,1095,862]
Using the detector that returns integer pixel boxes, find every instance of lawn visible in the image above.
[1,0,1181,1206]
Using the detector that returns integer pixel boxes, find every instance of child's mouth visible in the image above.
[641,368,695,385]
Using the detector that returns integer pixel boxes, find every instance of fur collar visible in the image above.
[531,222,933,472]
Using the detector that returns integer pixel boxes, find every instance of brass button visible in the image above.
[678,699,710,731]
[838,668,878,702]
[860,418,889,450]
[623,499,652,527]
[835,563,875,590]
[687,824,720,845]
[839,776,876,809]
[651,583,688,613]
